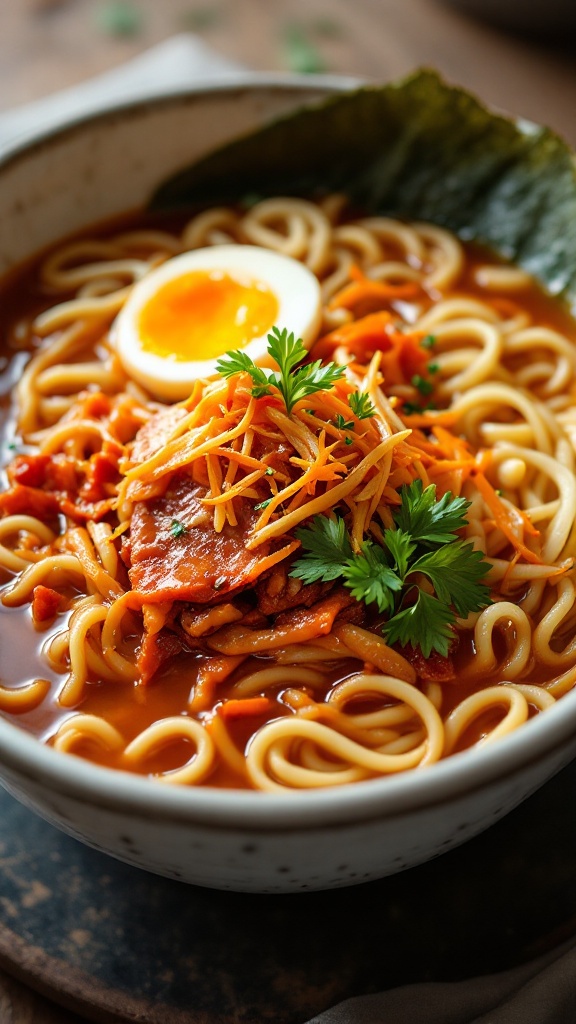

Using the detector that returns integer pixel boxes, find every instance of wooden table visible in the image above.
[2,0,576,144]
[1,1,575,1021]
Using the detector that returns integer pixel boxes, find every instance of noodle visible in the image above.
[1,198,575,791]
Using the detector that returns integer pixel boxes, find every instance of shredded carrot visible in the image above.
[250,539,300,576]
[329,264,420,310]
[201,469,266,506]
[319,312,430,389]
[247,431,411,550]
[218,696,273,719]
[31,584,63,623]
[472,469,542,563]
[320,311,392,353]
[211,447,268,471]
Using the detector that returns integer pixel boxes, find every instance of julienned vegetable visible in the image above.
[217,328,492,658]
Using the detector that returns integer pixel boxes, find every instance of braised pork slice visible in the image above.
[128,475,270,604]
[255,561,332,616]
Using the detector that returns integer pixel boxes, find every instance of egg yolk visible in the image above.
[137,270,279,361]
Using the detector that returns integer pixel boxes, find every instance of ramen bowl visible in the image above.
[0,76,575,892]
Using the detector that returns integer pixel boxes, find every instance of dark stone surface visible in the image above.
[0,761,575,1024]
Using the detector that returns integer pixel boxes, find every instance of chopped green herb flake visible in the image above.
[402,401,437,415]
[344,436,354,446]
[421,334,436,350]
[411,374,434,396]
[265,467,275,476]
[254,498,273,511]
[170,519,187,538]
[335,413,355,430]
[428,362,440,374]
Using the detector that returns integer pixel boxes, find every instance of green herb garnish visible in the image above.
[334,413,355,431]
[411,374,434,397]
[170,519,187,539]
[349,391,376,420]
[290,480,491,658]
[215,348,272,396]
[421,334,436,350]
[217,327,345,415]
[392,480,471,542]
[402,401,437,416]
[290,515,353,582]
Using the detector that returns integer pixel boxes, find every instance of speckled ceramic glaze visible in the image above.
[0,79,575,892]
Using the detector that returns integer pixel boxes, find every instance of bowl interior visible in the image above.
[0,80,575,886]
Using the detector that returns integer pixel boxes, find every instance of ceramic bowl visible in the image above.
[0,78,575,893]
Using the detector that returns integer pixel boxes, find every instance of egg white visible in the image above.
[111,245,323,401]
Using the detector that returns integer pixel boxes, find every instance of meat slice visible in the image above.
[403,643,456,682]
[129,404,189,464]
[128,475,269,604]
[255,561,332,616]
[137,628,184,685]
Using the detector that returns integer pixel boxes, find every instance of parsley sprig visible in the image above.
[290,480,491,658]
[217,326,346,414]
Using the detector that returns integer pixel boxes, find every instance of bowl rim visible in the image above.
[1,690,575,827]
[0,76,575,829]
[0,70,360,171]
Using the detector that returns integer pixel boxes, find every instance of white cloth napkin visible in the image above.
[308,937,576,1024]
[0,35,574,1024]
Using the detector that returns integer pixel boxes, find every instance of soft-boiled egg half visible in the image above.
[111,245,323,401]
